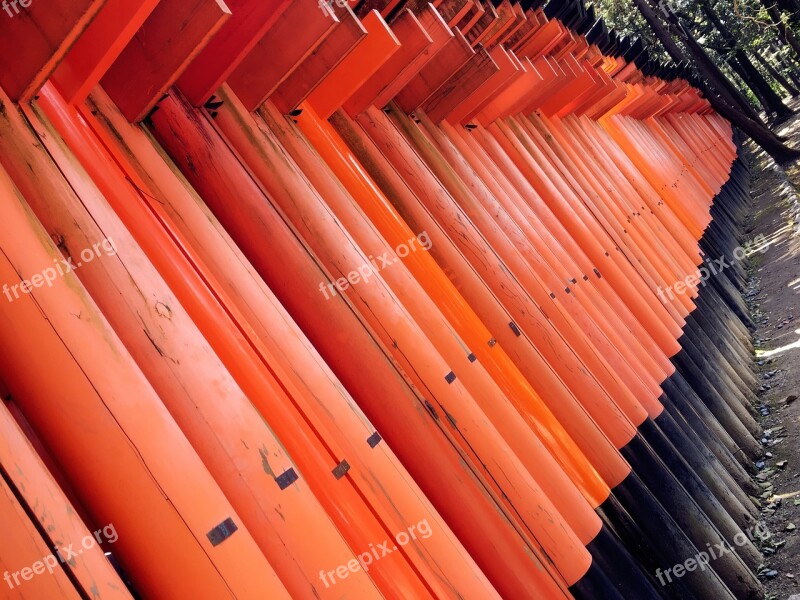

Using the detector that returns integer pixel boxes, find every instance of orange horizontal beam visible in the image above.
[395,27,474,113]
[308,10,401,119]
[0,0,107,101]
[51,0,158,106]
[101,0,231,121]
[372,5,453,108]
[271,7,367,114]
[227,1,337,112]
[423,46,499,122]
[176,0,291,106]
[447,43,519,124]
[344,9,432,115]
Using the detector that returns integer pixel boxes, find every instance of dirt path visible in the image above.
[742,107,800,600]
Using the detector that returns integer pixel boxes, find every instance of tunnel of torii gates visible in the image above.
[0,1,770,599]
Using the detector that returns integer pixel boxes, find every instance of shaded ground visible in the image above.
[743,101,800,600]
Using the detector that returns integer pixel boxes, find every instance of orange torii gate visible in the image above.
[0,1,764,599]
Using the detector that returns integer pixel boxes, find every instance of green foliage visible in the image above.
[593,0,800,91]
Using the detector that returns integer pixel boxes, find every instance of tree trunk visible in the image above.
[764,1,800,60]
[752,50,800,97]
[632,0,800,164]
[660,6,768,123]
[700,0,793,119]
[634,0,755,118]
[774,48,800,87]
[726,55,770,114]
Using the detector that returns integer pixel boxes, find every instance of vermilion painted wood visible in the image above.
[498,3,528,46]
[227,1,336,112]
[536,22,572,59]
[464,1,498,45]
[0,401,133,599]
[436,0,473,27]
[423,47,498,122]
[0,148,290,599]
[438,116,672,389]
[455,0,485,35]
[378,0,403,17]
[59,85,441,598]
[554,32,585,61]
[0,476,84,599]
[451,121,677,378]
[176,0,291,106]
[584,82,629,120]
[572,67,617,116]
[145,87,488,600]
[308,10,401,119]
[90,84,495,600]
[247,102,591,593]
[517,18,561,58]
[602,84,644,120]
[299,105,613,511]
[395,28,474,113]
[271,7,367,113]
[0,0,106,101]
[524,113,695,334]
[479,119,685,343]
[438,125,768,544]
[7,95,383,600]
[512,56,568,115]
[344,9,432,115]
[569,70,613,116]
[291,105,618,552]
[479,0,517,48]
[339,108,638,486]
[429,116,668,395]
[652,117,721,202]
[100,0,230,121]
[51,0,158,106]
[555,63,607,117]
[661,113,727,185]
[566,115,702,268]
[616,60,640,83]
[602,116,709,236]
[377,104,650,443]
[41,80,436,599]
[150,90,569,600]
[538,56,592,115]
[607,116,704,229]
[506,9,538,50]
[411,114,663,420]
[502,114,692,325]
[3,398,89,524]
[495,113,767,586]
[372,5,453,108]
[299,103,609,513]
[446,44,518,124]
[248,102,598,588]
[475,54,536,125]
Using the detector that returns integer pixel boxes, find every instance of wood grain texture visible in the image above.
[101,0,231,121]
[0,0,107,100]
[177,0,292,106]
